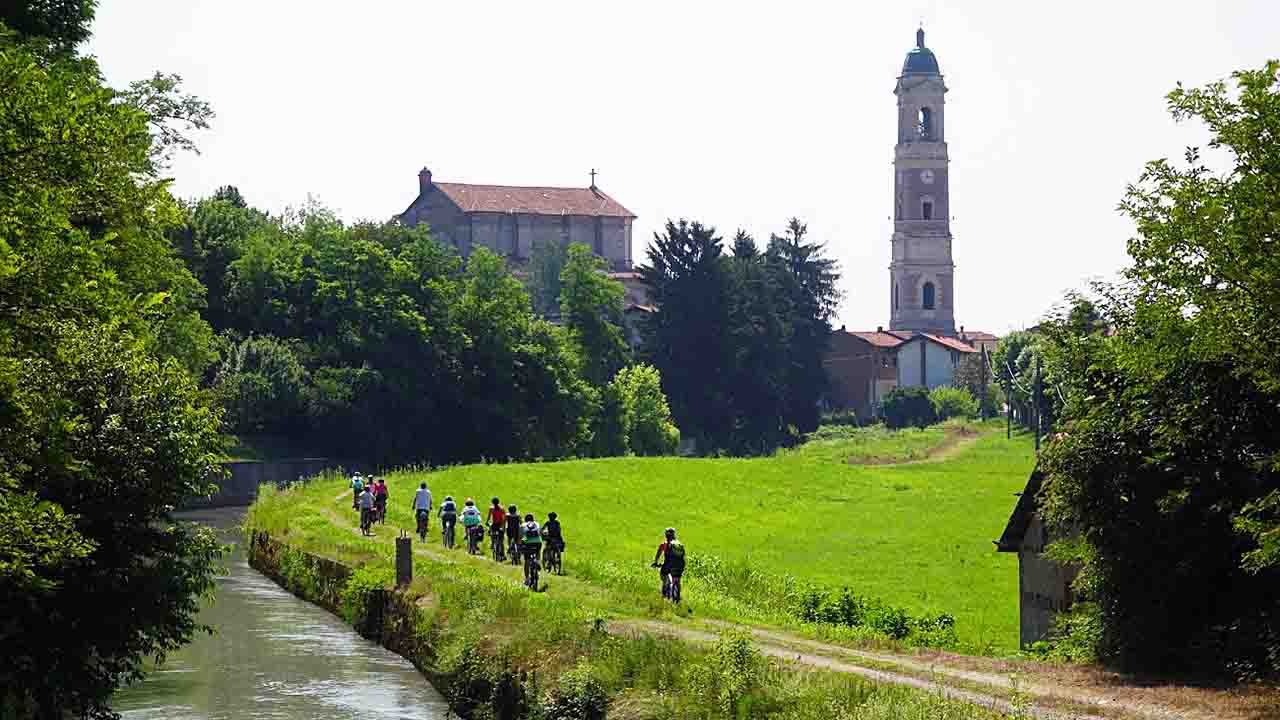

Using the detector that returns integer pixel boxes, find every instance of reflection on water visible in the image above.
[113,508,448,720]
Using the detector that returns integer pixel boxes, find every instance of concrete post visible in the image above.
[395,531,412,587]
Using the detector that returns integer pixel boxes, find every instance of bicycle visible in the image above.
[415,510,429,542]
[508,536,522,566]
[523,549,540,590]
[542,543,562,575]
[466,525,483,555]
[442,518,456,549]
[490,527,506,562]
[652,563,682,604]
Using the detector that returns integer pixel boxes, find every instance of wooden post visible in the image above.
[395,531,412,587]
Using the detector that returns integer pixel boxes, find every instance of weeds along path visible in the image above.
[307,494,1251,720]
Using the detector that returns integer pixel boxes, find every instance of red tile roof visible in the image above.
[433,182,636,218]
[959,330,999,342]
[847,330,909,348]
[920,333,979,353]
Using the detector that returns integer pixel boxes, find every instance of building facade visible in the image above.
[399,168,636,270]
[890,29,956,334]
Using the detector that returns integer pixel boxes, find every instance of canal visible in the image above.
[112,508,449,719]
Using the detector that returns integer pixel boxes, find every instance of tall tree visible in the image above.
[765,218,841,435]
[1039,63,1280,678]
[640,220,736,451]
[726,230,790,453]
[559,242,629,386]
[1,0,97,51]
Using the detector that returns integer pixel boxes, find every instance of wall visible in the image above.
[895,338,958,390]
[1016,515,1079,647]
[188,458,339,508]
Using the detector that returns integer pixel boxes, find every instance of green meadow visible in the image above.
[377,419,1035,653]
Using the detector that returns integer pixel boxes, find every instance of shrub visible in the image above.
[339,563,395,627]
[606,364,680,456]
[880,387,936,429]
[685,631,765,717]
[544,661,609,720]
[215,334,311,434]
[929,386,978,421]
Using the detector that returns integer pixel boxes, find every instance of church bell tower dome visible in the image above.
[901,28,941,75]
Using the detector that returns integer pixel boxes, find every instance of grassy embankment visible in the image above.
[395,418,1033,654]
[245,420,1027,718]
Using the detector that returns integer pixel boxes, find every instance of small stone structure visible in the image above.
[995,468,1080,647]
[188,458,339,508]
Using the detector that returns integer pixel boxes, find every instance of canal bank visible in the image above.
[111,508,449,720]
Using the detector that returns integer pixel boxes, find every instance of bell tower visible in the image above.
[889,28,955,334]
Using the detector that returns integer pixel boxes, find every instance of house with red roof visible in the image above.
[399,167,636,270]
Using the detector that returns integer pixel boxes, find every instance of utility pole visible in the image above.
[979,347,990,420]
[1033,355,1042,452]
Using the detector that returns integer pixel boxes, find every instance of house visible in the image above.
[399,168,636,270]
[995,467,1080,647]
[957,327,999,354]
[894,332,977,390]
[824,328,907,420]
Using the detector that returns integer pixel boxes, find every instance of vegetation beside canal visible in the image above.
[245,525,1010,719]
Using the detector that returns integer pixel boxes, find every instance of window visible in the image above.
[922,199,933,220]
[893,282,899,310]
[922,282,936,310]
[918,107,933,139]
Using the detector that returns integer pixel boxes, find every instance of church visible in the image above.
[825,28,997,419]
[399,168,636,271]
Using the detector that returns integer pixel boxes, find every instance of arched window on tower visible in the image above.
[922,282,936,310]
[918,107,933,139]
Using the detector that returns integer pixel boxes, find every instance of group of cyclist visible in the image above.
[409,483,565,588]
[357,475,683,601]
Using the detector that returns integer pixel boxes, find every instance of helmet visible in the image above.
[665,527,676,539]
[508,505,517,513]
[420,482,427,489]
[464,498,475,506]
[548,511,558,520]
[524,513,534,522]
[491,497,500,505]
[445,495,453,502]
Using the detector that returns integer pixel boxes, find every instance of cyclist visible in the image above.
[541,511,564,568]
[520,513,543,586]
[438,495,458,546]
[372,477,389,523]
[350,472,364,510]
[651,527,686,602]
[461,498,484,552]
[357,484,375,535]
[486,498,507,561]
[504,504,522,564]
[412,482,432,539]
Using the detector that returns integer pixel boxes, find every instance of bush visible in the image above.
[215,334,311,434]
[929,386,978,421]
[880,387,936,429]
[606,364,680,456]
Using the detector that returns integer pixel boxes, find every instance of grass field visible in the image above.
[375,419,1034,653]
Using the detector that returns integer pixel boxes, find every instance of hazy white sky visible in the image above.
[87,1,1277,333]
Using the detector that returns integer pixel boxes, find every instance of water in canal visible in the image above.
[112,507,449,720]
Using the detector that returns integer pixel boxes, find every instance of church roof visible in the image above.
[433,182,636,218]
[902,28,941,76]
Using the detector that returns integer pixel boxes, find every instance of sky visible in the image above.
[86,0,1278,334]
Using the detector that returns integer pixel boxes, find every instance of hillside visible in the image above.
[396,419,1034,652]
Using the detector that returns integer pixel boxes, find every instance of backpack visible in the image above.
[666,541,685,563]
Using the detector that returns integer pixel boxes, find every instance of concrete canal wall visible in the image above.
[191,459,342,508]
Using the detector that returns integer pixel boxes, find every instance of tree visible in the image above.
[216,335,311,435]
[725,230,790,453]
[951,352,999,417]
[928,386,977,421]
[560,243,629,386]
[609,363,680,456]
[1039,63,1280,679]
[528,236,568,317]
[1,0,97,51]
[765,218,842,435]
[640,220,737,452]
[880,386,936,429]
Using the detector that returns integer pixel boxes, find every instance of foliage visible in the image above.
[607,363,680,456]
[0,16,228,717]
[529,236,569,317]
[641,219,840,455]
[951,353,1000,417]
[1,0,97,51]
[215,334,311,434]
[543,661,610,720]
[1026,603,1102,664]
[1038,63,1280,680]
[684,631,766,718]
[879,386,936,429]
[339,563,396,626]
[928,386,978,422]
[560,242,629,386]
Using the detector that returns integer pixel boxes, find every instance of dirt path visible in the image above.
[847,425,982,466]
[315,488,1276,720]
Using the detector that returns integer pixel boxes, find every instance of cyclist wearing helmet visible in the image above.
[652,527,686,599]
[520,513,543,564]
[438,495,458,538]
[412,482,432,530]
[486,498,507,560]
[541,511,564,556]
[504,504,521,551]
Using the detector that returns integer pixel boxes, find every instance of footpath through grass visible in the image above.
[385,419,1032,653]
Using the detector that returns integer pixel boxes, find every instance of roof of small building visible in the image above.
[847,330,911,348]
[900,332,978,354]
[995,467,1045,552]
[432,182,636,218]
[959,330,999,342]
